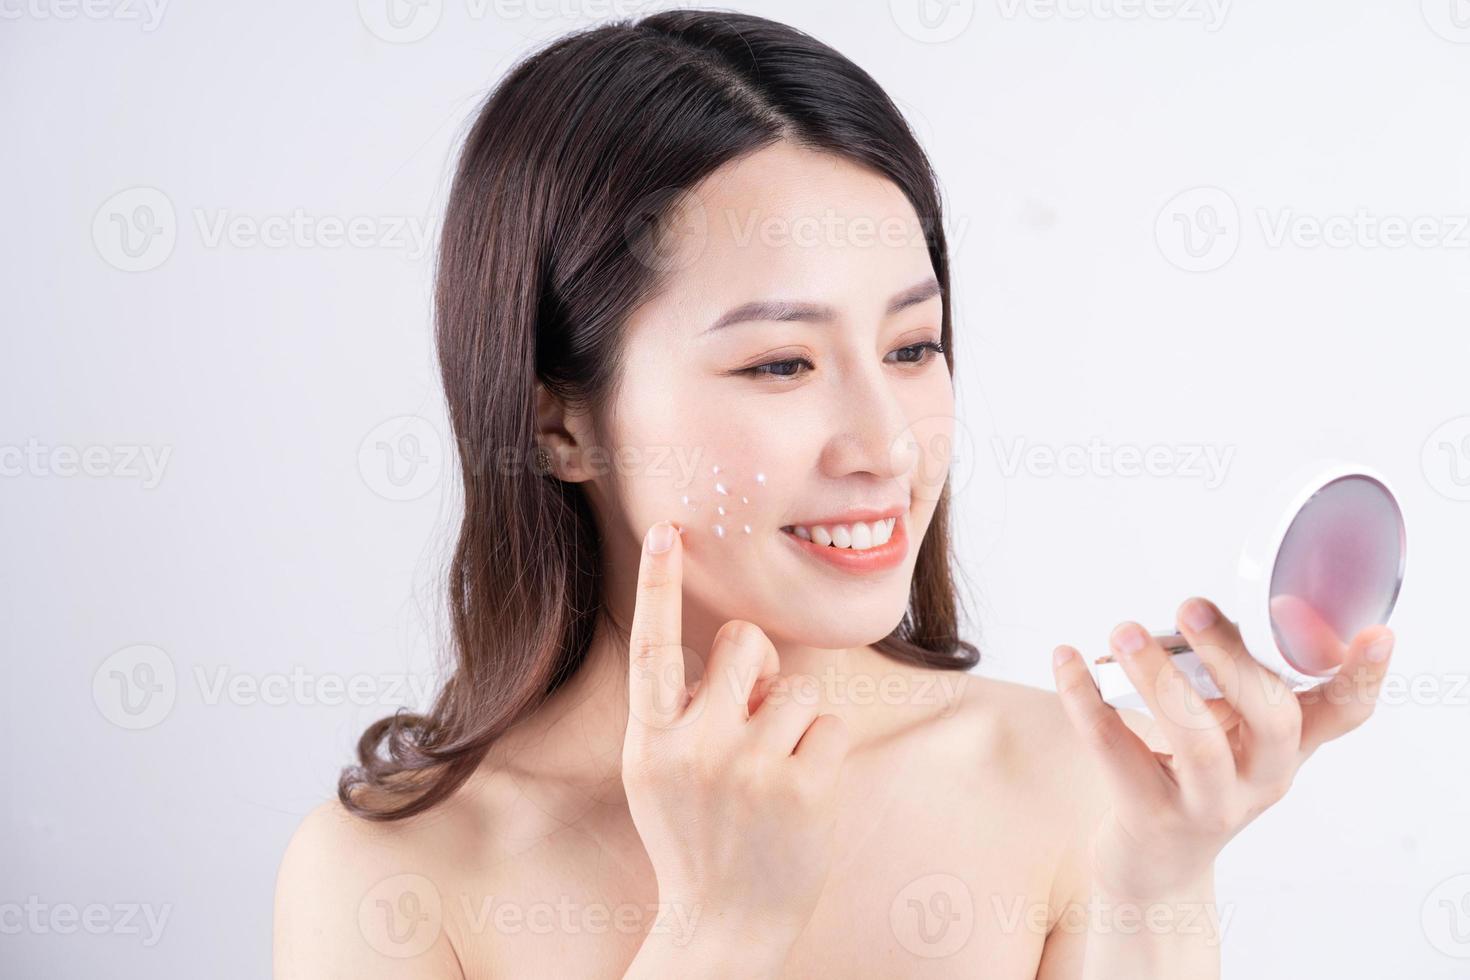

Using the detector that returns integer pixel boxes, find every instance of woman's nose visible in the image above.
[817,374,918,481]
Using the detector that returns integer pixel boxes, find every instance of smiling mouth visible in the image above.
[779,518,897,551]
[777,514,908,573]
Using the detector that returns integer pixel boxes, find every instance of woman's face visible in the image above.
[579,142,954,650]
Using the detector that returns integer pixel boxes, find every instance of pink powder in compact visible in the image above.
[1268,475,1406,674]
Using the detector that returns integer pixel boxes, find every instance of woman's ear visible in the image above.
[534,383,599,483]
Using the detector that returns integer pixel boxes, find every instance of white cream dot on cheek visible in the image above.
[700,463,766,544]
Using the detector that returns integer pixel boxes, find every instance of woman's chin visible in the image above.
[759,608,909,654]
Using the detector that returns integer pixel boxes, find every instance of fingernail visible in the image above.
[1111,624,1147,658]
[1181,598,1218,632]
[646,522,676,554]
[1053,647,1075,667]
[1366,634,1394,663]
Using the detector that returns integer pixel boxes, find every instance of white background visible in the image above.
[4,0,1469,976]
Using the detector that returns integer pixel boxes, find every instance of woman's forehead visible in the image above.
[640,146,936,336]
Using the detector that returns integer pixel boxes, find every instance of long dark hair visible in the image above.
[340,9,979,821]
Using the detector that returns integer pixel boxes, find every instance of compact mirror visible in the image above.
[1093,461,1407,714]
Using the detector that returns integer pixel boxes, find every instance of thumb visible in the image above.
[734,638,781,717]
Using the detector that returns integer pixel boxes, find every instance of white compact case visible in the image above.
[1093,459,1408,715]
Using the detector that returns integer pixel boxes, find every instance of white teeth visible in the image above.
[787,518,897,551]
[872,517,892,546]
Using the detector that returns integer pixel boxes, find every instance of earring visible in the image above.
[534,445,554,477]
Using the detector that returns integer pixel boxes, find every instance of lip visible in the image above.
[782,506,907,528]
[778,509,909,575]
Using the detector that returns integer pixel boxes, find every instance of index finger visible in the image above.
[1109,623,1237,796]
[627,521,687,732]
[1051,645,1173,808]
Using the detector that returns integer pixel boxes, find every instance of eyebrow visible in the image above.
[702,277,943,334]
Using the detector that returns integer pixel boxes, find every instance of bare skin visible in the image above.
[275,628,1129,978]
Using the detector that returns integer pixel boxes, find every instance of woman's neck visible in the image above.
[480,609,957,803]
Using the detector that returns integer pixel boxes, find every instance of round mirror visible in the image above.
[1266,474,1406,675]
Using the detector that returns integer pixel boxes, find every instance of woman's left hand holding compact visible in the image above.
[1050,596,1395,904]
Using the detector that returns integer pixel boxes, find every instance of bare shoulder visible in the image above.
[931,669,1156,798]
[931,672,1172,909]
[925,670,1087,770]
[273,790,479,978]
[918,672,1146,869]
[273,761,625,978]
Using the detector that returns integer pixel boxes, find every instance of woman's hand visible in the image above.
[621,520,851,957]
[1050,596,1395,903]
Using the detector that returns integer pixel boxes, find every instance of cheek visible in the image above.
[604,389,798,544]
[911,414,955,504]
[895,377,956,507]
[670,447,793,547]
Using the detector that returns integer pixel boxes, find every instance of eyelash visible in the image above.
[739,340,946,379]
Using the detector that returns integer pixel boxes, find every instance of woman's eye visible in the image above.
[887,340,945,364]
[736,342,942,379]
[742,357,814,378]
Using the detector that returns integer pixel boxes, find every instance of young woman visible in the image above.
[273,11,1395,978]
